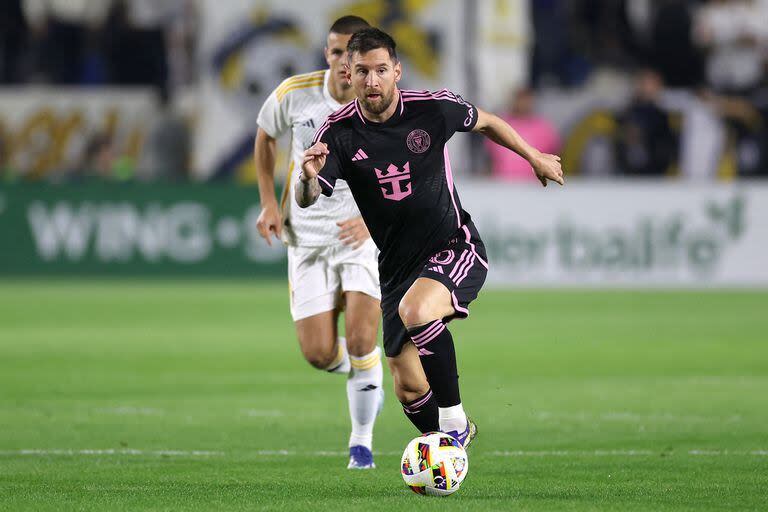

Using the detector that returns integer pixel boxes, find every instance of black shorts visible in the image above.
[381,222,488,357]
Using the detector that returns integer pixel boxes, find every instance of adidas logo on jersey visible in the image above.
[300,119,316,129]
[351,148,369,161]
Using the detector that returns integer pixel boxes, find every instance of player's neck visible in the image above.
[359,89,400,123]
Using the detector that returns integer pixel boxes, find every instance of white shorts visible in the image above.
[288,239,381,321]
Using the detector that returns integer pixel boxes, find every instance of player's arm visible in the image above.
[295,142,328,208]
[253,128,282,246]
[255,81,293,245]
[473,108,564,187]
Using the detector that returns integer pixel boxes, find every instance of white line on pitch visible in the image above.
[531,411,742,423]
[490,450,655,457]
[491,450,768,457]
[96,407,165,416]
[0,449,224,457]
[1,449,765,458]
[687,449,768,456]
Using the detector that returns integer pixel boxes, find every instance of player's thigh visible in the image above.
[288,244,340,323]
[294,310,339,366]
[398,277,454,328]
[386,341,430,403]
[335,239,382,356]
[336,238,380,304]
[288,245,341,366]
[343,291,380,357]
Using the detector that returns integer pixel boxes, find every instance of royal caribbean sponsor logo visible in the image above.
[375,162,413,201]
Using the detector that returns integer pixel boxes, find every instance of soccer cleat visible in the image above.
[445,417,477,450]
[347,445,376,469]
[346,386,383,469]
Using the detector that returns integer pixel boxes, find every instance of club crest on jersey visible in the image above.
[406,129,431,154]
[374,162,412,201]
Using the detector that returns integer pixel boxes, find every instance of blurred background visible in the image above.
[1,4,766,508]
[1,0,766,285]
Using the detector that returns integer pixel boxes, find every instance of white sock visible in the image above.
[347,346,384,449]
[325,337,350,375]
[439,403,467,434]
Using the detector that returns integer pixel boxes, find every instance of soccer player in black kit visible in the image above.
[296,28,564,447]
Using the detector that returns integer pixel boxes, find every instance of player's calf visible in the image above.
[388,343,439,433]
[406,320,471,443]
[347,346,384,451]
[342,291,385,464]
[400,388,439,433]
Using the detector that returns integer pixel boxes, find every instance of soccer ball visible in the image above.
[400,432,468,496]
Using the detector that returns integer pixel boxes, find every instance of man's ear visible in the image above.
[394,60,402,83]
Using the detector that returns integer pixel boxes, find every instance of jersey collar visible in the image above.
[322,70,344,111]
[354,90,405,127]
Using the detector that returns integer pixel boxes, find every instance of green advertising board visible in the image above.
[0,184,287,276]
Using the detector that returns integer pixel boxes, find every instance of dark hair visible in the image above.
[329,15,370,35]
[347,27,398,62]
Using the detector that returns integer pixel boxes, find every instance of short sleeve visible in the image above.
[256,86,291,138]
[437,89,478,138]
[315,127,343,197]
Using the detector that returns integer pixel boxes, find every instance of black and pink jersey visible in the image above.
[312,89,480,290]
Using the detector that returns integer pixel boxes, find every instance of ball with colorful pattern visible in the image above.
[400,431,468,496]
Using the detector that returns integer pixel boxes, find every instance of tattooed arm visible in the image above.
[295,142,327,208]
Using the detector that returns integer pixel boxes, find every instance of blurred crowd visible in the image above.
[0,0,198,91]
[0,0,197,183]
[1,0,766,181]
[494,0,768,181]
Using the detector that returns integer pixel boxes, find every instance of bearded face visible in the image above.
[359,86,396,114]
[348,48,401,118]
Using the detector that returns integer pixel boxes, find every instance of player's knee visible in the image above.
[398,299,434,328]
[296,327,338,369]
[298,340,337,370]
[303,349,336,370]
[345,328,377,357]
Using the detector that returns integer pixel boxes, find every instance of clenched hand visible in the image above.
[301,142,329,180]
[531,152,564,187]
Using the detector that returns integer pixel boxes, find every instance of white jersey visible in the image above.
[257,70,361,247]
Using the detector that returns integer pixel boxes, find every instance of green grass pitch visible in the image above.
[1,280,766,511]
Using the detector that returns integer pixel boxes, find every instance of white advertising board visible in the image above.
[460,181,768,287]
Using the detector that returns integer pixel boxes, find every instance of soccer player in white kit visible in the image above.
[253,16,384,469]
